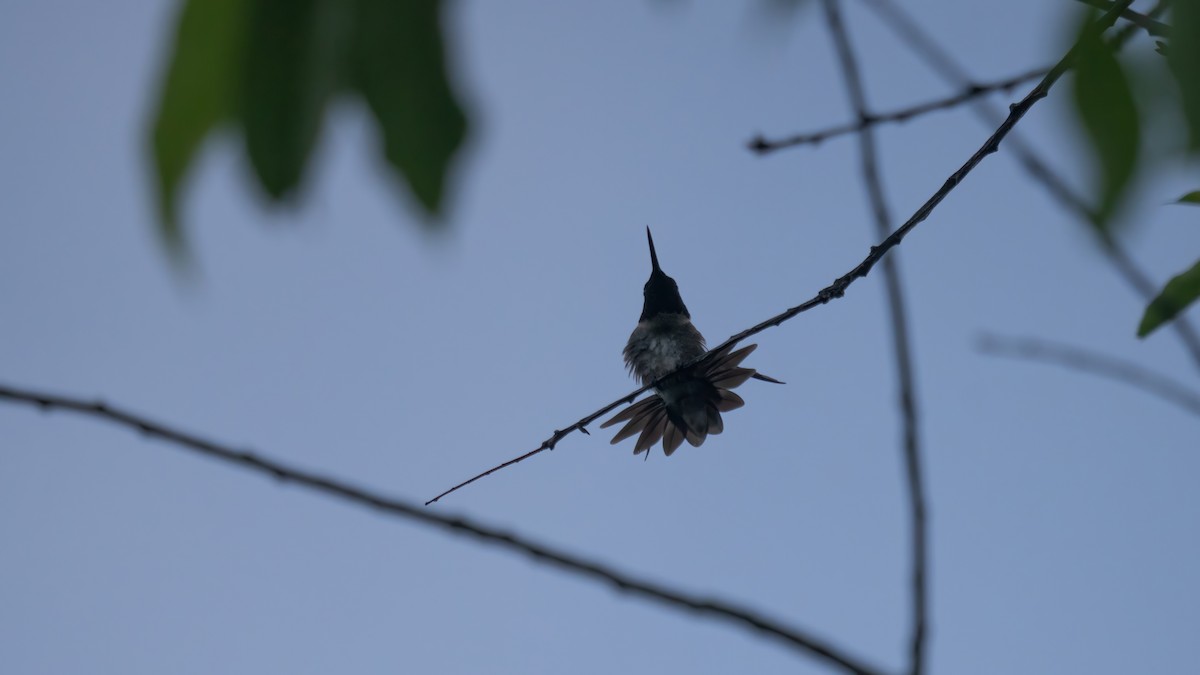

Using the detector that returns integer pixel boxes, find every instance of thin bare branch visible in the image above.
[425,384,655,504]
[432,0,1136,504]
[0,381,884,675]
[1074,0,1171,36]
[748,67,1048,154]
[856,0,1200,373]
[977,334,1200,417]
[820,2,928,673]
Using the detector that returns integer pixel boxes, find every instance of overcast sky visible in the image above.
[2,1,1198,674]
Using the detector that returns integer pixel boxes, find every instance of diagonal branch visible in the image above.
[430,0,1136,505]
[748,67,1048,154]
[820,1,927,673]
[855,0,1200,374]
[0,381,884,675]
[1074,0,1170,37]
[425,381,657,504]
[977,334,1200,417]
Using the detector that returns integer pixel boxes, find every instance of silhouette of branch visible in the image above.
[425,383,657,504]
[748,67,1048,154]
[431,0,1135,504]
[1074,0,1170,37]
[856,0,1200,374]
[0,381,884,675]
[820,2,927,674]
[976,335,1200,417]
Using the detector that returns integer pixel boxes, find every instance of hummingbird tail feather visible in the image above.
[604,397,664,444]
[634,408,669,455]
[601,395,681,456]
[600,396,659,430]
[602,341,780,456]
[716,389,745,412]
[663,423,685,456]
[707,404,724,435]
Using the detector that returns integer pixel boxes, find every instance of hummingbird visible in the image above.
[600,227,782,456]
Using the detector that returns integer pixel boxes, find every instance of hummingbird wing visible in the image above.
[702,343,786,385]
[751,372,785,384]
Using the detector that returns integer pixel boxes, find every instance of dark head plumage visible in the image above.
[640,227,689,321]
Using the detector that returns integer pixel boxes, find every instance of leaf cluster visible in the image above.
[1068,4,1200,337]
[149,0,467,250]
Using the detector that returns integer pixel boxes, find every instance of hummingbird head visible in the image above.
[640,227,690,321]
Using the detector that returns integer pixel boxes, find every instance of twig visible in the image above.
[0,381,884,675]
[856,0,1200,373]
[976,334,1200,417]
[1074,0,1171,37]
[425,386,656,504]
[748,67,1048,154]
[820,2,927,674]
[430,0,1135,505]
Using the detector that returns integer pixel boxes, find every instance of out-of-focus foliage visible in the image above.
[149,0,467,251]
[1066,5,1200,338]
[150,0,248,248]
[1166,0,1200,151]
[1070,12,1140,226]
[1138,259,1200,337]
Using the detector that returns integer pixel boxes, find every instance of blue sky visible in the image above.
[2,1,1198,673]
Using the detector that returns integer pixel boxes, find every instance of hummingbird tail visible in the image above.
[600,343,775,456]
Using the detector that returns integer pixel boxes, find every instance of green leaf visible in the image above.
[1176,191,1200,205]
[350,0,467,216]
[1167,0,1200,152]
[149,0,469,251]
[1071,12,1141,227]
[1138,258,1200,337]
[241,0,349,198]
[149,0,248,248]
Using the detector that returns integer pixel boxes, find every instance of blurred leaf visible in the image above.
[350,0,467,216]
[1071,12,1141,227]
[1167,0,1200,151]
[149,0,248,248]
[149,0,468,251]
[1138,258,1200,337]
[1176,190,1200,205]
[241,0,349,198]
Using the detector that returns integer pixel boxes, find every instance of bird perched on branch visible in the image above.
[601,228,782,456]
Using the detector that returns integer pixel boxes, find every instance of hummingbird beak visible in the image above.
[646,226,661,273]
